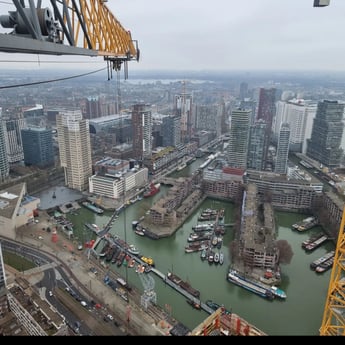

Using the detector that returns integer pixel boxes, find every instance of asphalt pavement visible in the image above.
[7,217,171,336]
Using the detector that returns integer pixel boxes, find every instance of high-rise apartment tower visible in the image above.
[227,108,251,169]
[2,115,25,163]
[256,88,276,165]
[132,104,152,160]
[21,128,55,167]
[57,110,92,191]
[175,89,193,143]
[162,115,181,147]
[306,100,344,168]
[275,123,290,174]
[247,120,268,171]
[0,110,9,182]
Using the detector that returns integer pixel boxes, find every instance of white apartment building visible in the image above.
[273,99,316,153]
[89,168,148,199]
[57,110,92,192]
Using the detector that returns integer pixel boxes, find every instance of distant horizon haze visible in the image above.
[0,1,343,72]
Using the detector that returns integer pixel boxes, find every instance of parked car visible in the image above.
[90,267,98,274]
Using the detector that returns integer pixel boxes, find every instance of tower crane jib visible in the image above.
[0,0,139,71]
[312,0,345,335]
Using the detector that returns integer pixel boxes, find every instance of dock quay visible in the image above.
[161,273,214,314]
[97,232,211,309]
[92,232,266,335]
[151,267,165,279]
[95,235,215,314]
[92,236,102,249]
[96,235,222,313]
[59,201,81,214]
[92,208,120,239]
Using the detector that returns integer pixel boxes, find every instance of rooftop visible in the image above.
[89,114,127,124]
[8,277,65,334]
[0,183,25,219]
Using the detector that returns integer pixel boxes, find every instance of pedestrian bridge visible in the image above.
[23,262,58,276]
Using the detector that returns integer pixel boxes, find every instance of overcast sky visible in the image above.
[0,0,344,72]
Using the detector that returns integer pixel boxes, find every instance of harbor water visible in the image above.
[55,159,333,335]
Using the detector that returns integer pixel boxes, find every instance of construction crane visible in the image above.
[0,0,139,74]
[312,1,345,336]
[137,270,157,310]
[319,206,345,335]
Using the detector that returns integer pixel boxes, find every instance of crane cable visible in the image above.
[0,67,107,89]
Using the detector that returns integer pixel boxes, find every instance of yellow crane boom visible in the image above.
[64,0,138,59]
[320,206,345,335]
[0,0,139,64]
[312,0,345,335]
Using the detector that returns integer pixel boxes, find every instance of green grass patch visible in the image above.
[3,251,36,271]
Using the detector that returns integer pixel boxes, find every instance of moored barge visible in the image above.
[81,201,104,214]
[167,272,200,298]
[303,235,328,252]
[315,257,334,273]
[227,269,274,300]
[292,216,318,232]
[310,250,335,270]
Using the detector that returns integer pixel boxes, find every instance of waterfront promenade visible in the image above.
[15,216,175,336]
[12,207,266,335]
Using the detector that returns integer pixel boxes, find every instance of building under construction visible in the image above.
[190,308,266,336]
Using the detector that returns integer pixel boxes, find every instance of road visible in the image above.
[1,237,126,335]
[1,237,166,335]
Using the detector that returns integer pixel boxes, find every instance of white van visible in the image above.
[80,301,87,307]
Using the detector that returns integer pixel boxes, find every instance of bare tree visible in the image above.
[229,239,240,263]
[263,190,273,203]
[276,239,294,265]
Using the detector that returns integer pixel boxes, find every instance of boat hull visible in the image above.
[227,270,274,300]
[143,183,160,198]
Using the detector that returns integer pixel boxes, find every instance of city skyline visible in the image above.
[0,1,344,72]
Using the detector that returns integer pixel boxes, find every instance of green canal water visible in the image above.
[62,157,333,335]
[67,190,333,336]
